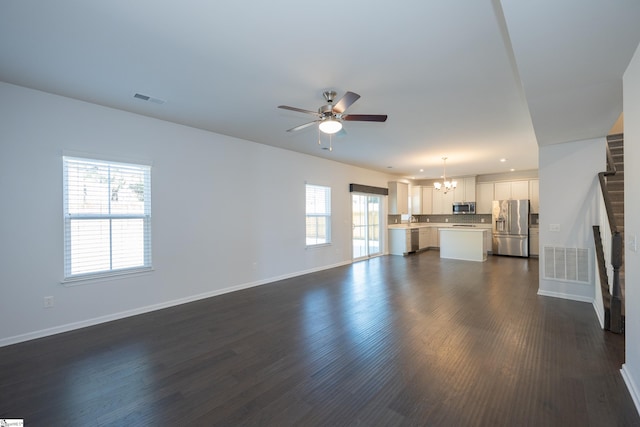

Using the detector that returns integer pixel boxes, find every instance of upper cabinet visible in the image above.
[389,181,409,214]
[411,185,434,214]
[422,186,433,214]
[464,177,476,201]
[452,179,465,203]
[411,185,422,215]
[529,179,539,213]
[452,177,476,203]
[432,188,454,214]
[476,182,494,214]
[511,181,529,199]
[494,180,529,200]
[392,177,537,216]
[477,178,538,212]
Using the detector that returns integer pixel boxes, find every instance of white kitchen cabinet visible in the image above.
[432,188,454,214]
[389,181,409,214]
[529,227,539,256]
[432,190,442,214]
[511,181,529,199]
[422,187,433,214]
[493,182,511,200]
[464,177,476,202]
[411,186,422,215]
[452,177,476,203]
[419,227,429,249]
[476,182,494,214]
[529,179,539,213]
[452,179,465,203]
[484,227,492,253]
[428,227,439,247]
[494,180,529,200]
[389,228,411,255]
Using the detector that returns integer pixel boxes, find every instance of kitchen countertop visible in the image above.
[388,223,492,230]
[439,227,489,232]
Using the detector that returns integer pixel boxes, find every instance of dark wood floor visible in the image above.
[1,252,638,426]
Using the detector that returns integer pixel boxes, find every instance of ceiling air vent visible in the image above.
[133,92,165,105]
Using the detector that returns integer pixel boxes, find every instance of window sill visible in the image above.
[61,267,154,287]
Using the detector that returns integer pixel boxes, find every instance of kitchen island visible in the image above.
[439,227,489,262]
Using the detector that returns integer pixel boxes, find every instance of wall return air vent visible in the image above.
[543,246,589,284]
[133,92,165,105]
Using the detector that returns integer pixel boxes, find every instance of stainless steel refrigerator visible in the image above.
[492,200,529,257]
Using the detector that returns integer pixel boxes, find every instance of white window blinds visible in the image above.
[63,157,152,280]
[305,184,331,246]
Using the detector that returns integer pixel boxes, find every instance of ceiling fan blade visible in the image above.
[287,121,319,132]
[343,114,388,122]
[332,91,361,114]
[278,105,320,116]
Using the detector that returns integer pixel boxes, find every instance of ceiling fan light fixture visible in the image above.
[318,119,342,134]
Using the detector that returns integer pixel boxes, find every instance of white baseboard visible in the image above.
[0,260,352,348]
[621,364,640,417]
[537,288,594,304]
[592,301,605,329]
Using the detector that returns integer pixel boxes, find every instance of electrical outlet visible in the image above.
[445,218,449,223]
[44,296,54,308]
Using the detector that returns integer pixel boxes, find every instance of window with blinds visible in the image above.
[305,184,331,246]
[63,156,152,281]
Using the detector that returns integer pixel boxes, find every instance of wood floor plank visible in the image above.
[0,252,638,426]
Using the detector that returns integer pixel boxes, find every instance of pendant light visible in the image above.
[433,157,457,194]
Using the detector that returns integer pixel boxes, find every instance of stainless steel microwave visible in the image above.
[452,202,476,215]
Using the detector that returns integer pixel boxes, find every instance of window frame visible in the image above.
[62,156,152,282]
[305,183,332,247]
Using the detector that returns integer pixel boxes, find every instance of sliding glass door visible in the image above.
[352,194,382,260]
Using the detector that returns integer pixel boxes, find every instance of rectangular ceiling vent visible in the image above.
[133,93,165,105]
[543,246,589,284]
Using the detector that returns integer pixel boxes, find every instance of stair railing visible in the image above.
[595,140,623,333]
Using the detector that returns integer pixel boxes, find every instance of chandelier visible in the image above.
[433,157,457,194]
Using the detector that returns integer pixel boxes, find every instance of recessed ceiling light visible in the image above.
[419,168,424,172]
[510,168,515,172]
[500,158,507,162]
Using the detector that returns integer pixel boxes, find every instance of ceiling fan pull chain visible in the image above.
[329,133,333,152]
[318,126,322,145]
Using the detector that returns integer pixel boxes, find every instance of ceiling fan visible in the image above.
[278,90,388,134]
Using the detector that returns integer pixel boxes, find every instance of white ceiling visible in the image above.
[1,1,639,179]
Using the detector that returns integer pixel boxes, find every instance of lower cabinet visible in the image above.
[427,227,438,248]
[389,229,411,255]
[529,228,539,257]
[420,227,439,250]
[485,229,492,254]
[419,228,429,249]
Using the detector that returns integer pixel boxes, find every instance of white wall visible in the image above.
[621,43,640,412]
[0,82,394,345]
[538,137,604,301]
